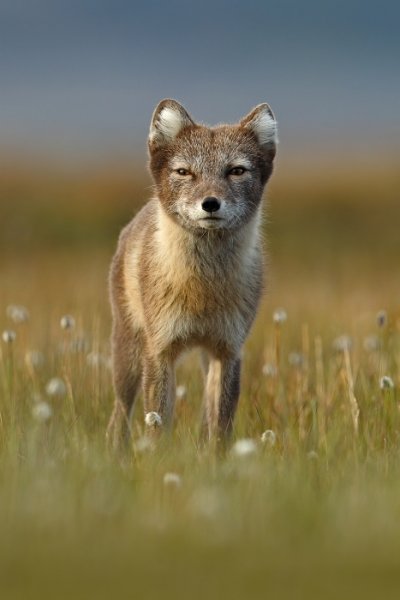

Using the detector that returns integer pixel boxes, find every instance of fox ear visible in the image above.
[240,103,278,153]
[149,99,195,150]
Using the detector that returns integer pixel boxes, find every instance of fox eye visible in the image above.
[228,166,247,176]
[175,168,191,176]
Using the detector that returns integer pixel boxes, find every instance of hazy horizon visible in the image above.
[2,0,400,164]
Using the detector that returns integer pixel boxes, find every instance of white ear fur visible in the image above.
[241,103,278,147]
[251,110,278,145]
[155,107,185,141]
[149,100,194,148]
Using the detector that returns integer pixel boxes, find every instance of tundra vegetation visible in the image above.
[0,163,400,599]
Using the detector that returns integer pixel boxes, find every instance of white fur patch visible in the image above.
[152,107,185,142]
[251,111,278,145]
[170,158,191,170]
[231,157,253,170]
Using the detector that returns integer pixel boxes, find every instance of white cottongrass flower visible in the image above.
[363,335,380,352]
[45,377,67,397]
[32,401,53,422]
[376,310,387,328]
[380,376,394,390]
[60,315,76,330]
[332,334,352,353]
[134,436,154,454]
[262,363,277,377]
[163,472,182,488]
[2,330,16,344]
[144,411,162,427]
[231,438,258,457]
[86,352,106,367]
[261,429,277,447]
[25,350,45,369]
[288,352,304,368]
[307,450,319,461]
[176,385,187,400]
[273,308,287,324]
[6,304,29,323]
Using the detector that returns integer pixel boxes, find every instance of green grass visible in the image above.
[1,248,400,599]
[1,163,400,598]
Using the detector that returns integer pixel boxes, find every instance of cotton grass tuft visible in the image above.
[380,376,394,390]
[231,438,258,457]
[2,330,16,344]
[163,472,182,488]
[6,304,29,323]
[60,315,76,330]
[144,411,162,427]
[32,402,53,422]
[45,378,67,398]
[273,308,287,324]
[261,430,277,447]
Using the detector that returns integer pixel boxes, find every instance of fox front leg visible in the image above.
[142,354,175,430]
[204,355,241,442]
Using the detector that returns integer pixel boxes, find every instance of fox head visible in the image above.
[148,99,277,232]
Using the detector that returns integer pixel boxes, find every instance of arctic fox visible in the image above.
[107,99,277,445]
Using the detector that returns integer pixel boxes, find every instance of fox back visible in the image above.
[107,99,277,446]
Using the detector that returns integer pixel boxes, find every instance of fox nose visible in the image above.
[202,197,221,213]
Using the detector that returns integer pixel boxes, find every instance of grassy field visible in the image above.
[1,163,400,599]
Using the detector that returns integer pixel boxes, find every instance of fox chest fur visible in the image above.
[122,201,263,357]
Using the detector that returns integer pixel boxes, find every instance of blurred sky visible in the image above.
[1,0,400,164]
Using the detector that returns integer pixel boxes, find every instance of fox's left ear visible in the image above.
[240,103,278,158]
[149,99,195,152]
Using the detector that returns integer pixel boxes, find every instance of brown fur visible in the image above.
[107,99,277,446]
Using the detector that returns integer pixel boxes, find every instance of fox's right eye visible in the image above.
[175,168,191,176]
[228,166,247,176]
